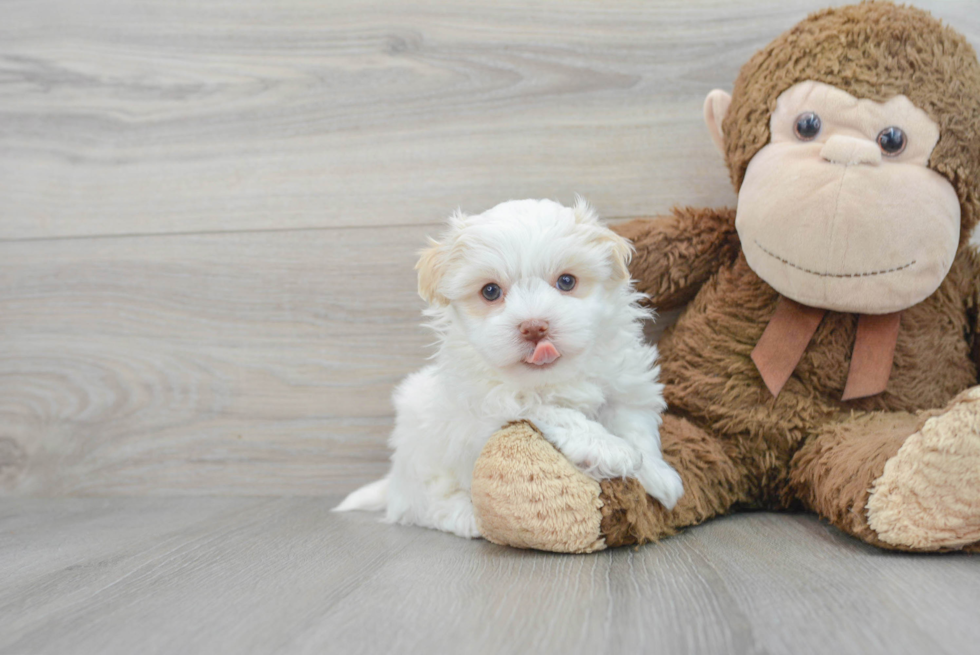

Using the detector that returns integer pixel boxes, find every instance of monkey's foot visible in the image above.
[470,421,675,553]
[471,421,607,553]
[867,386,980,551]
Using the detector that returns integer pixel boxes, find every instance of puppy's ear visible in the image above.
[416,210,466,306]
[572,195,600,225]
[574,197,633,282]
[416,238,450,306]
[605,231,634,283]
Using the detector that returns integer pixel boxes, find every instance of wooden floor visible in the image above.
[1,497,979,655]
[3,1,980,653]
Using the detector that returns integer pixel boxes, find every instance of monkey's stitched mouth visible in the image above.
[754,240,915,279]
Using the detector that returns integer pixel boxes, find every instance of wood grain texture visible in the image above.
[1,498,979,655]
[2,0,980,497]
[0,0,976,240]
[0,227,431,495]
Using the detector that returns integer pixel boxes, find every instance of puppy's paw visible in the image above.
[433,493,482,539]
[636,458,684,510]
[454,509,483,539]
[568,436,643,481]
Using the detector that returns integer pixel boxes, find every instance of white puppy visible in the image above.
[335,198,683,538]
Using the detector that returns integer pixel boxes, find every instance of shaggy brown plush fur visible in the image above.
[599,415,751,546]
[472,2,980,553]
[615,207,741,311]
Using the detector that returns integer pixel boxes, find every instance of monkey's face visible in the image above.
[730,81,961,314]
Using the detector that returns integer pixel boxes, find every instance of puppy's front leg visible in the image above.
[527,406,642,480]
[600,404,684,510]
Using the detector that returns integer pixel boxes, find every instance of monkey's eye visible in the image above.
[481,283,502,302]
[556,274,576,292]
[877,127,907,156]
[793,112,822,141]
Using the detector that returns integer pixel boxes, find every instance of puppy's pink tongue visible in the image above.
[526,340,561,366]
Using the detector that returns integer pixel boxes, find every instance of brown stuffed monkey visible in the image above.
[470,2,980,554]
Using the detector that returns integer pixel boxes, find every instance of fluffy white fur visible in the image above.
[335,198,683,538]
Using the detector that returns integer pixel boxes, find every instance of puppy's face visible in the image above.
[417,199,632,384]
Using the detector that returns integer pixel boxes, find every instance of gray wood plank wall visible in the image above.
[2,0,978,496]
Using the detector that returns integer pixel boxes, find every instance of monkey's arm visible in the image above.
[612,206,740,311]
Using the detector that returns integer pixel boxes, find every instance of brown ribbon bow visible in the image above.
[751,297,901,400]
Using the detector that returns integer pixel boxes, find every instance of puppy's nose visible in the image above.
[518,319,550,342]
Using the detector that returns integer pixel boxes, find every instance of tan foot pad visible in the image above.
[471,420,606,553]
[867,387,980,550]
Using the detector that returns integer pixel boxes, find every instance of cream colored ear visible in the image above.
[607,232,634,282]
[416,238,450,306]
[572,195,599,225]
[703,89,732,157]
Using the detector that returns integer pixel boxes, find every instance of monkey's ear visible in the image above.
[416,238,450,306]
[703,89,732,157]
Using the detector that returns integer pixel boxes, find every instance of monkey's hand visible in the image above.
[612,206,740,312]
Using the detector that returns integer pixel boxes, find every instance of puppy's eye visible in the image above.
[481,283,502,302]
[556,274,576,292]
[793,112,821,141]
[877,126,907,156]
